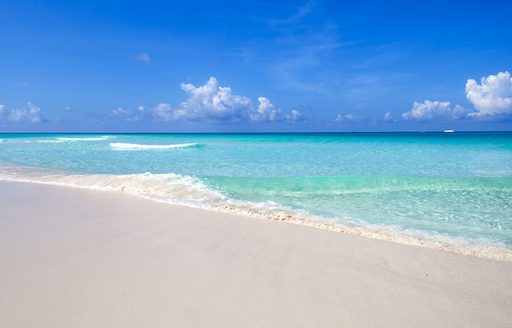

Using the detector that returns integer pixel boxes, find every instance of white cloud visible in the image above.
[402,100,466,121]
[335,113,365,123]
[401,71,512,122]
[249,98,304,122]
[108,77,302,124]
[149,77,301,123]
[465,71,512,118]
[0,102,43,123]
[152,102,188,121]
[383,111,392,121]
[250,97,285,122]
[176,77,252,121]
[136,52,151,64]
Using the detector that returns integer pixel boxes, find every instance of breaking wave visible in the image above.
[0,162,511,261]
[57,136,110,141]
[36,140,66,143]
[110,142,201,150]
[34,136,110,143]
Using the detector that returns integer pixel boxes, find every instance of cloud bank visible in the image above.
[335,113,365,123]
[402,71,512,122]
[119,77,302,123]
[0,103,44,123]
[402,101,466,121]
[171,77,253,122]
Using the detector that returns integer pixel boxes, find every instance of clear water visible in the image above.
[1,133,511,254]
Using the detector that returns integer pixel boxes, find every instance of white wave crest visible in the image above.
[0,163,511,262]
[0,165,224,208]
[57,136,110,141]
[35,136,110,143]
[110,142,200,150]
[36,140,66,143]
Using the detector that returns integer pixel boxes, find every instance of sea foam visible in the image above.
[1,162,511,262]
[34,136,110,143]
[110,142,200,150]
[57,136,110,141]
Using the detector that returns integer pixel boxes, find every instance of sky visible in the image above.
[1,0,511,132]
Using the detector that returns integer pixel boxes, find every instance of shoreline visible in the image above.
[1,181,512,327]
[1,168,511,262]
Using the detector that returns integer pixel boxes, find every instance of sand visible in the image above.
[1,181,511,327]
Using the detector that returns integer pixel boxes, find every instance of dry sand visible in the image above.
[1,181,511,327]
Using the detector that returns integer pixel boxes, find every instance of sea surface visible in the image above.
[1,132,511,259]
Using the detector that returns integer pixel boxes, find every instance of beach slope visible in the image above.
[1,181,511,327]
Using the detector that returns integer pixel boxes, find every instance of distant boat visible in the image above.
[443,129,455,133]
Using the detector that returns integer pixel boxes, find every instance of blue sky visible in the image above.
[1,0,511,132]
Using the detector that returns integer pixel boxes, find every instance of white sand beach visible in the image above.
[1,181,511,328]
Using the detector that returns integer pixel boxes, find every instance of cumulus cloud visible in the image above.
[465,71,512,118]
[250,97,285,122]
[402,100,466,121]
[175,77,252,122]
[152,102,188,121]
[404,71,512,122]
[150,77,302,123]
[0,102,44,123]
[136,52,151,64]
[383,111,393,121]
[335,113,365,123]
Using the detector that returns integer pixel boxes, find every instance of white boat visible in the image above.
[443,129,455,133]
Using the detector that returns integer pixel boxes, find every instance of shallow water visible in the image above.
[1,132,511,256]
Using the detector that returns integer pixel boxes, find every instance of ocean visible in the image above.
[1,132,511,259]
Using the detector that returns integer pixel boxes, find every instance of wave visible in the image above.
[0,164,223,208]
[57,136,110,141]
[110,142,200,150]
[33,136,110,143]
[36,140,66,143]
[0,163,511,261]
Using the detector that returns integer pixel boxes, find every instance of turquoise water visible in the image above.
[1,133,511,254]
